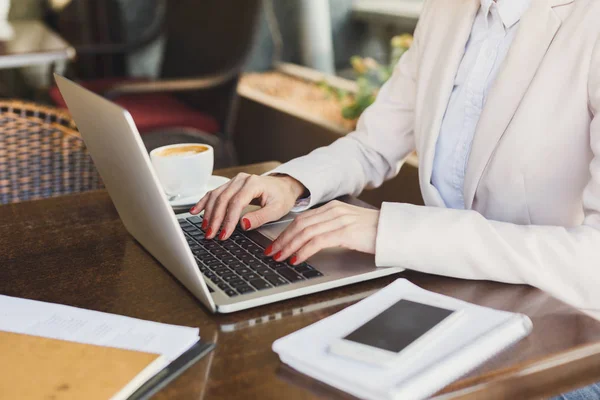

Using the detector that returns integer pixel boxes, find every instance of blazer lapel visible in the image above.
[463,0,563,209]
[419,0,480,206]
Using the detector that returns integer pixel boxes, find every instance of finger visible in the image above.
[240,201,289,232]
[189,194,209,216]
[206,177,247,239]
[268,201,346,256]
[190,179,232,216]
[218,179,264,240]
[293,227,346,264]
[275,215,353,262]
[201,184,231,236]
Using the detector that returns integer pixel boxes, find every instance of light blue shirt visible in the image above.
[431,0,531,209]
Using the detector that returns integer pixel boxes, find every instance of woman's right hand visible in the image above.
[189,173,306,241]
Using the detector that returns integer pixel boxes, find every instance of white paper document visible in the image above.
[272,279,532,400]
[0,295,199,361]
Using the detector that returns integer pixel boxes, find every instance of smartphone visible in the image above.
[328,299,462,367]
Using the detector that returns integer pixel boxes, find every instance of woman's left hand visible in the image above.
[266,200,380,265]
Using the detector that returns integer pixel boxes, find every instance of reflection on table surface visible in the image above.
[219,289,377,333]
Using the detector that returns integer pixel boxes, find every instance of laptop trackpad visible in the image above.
[257,218,293,241]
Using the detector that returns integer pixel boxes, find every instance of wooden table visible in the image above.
[3,161,600,399]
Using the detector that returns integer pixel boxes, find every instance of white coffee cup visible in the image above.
[150,143,214,199]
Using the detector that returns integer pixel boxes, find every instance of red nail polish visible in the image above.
[290,256,298,265]
[189,206,196,214]
[218,229,227,240]
[274,251,282,261]
[201,220,208,230]
[264,244,273,256]
[206,228,213,237]
[242,218,251,230]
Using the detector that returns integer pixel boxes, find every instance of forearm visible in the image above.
[376,202,600,312]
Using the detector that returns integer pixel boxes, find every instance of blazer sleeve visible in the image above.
[267,3,430,209]
[376,36,600,313]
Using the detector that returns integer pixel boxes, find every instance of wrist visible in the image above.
[273,174,307,200]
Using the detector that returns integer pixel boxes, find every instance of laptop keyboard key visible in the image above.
[214,268,232,276]
[255,267,271,276]
[269,261,287,270]
[221,257,237,265]
[223,243,238,251]
[278,267,305,282]
[230,279,246,287]
[302,270,323,279]
[225,289,238,297]
[230,232,243,240]
[249,279,271,290]
[237,267,251,276]
[187,216,203,225]
[264,274,288,287]
[231,247,244,255]
[212,249,228,257]
[218,282,230,290]
[222,274,237,282]
[210,276,222,284]
[242,273,258,281]
[210,262,225,268]
[204,271,216,279]
[203,255,217,264]
[237,239,251,248]
[293,265,312,273]
[236,285,255,295]
[229,261,244,270]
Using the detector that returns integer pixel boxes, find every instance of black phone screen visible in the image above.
[343,299,454,353]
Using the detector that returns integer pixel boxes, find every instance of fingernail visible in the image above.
[189,206,196,214]
[264,244,273,256]
[201,220,208,230]
[206,227,213,238]
[218,229,227,240]
[274,251,282,261]
[242,218,251,230]
[290,256,298,265]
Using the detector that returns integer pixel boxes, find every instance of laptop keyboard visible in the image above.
[179,216,324,297]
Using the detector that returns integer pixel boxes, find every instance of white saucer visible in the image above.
[169,175,230,207]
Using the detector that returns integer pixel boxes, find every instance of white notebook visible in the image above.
[272,279,532,400]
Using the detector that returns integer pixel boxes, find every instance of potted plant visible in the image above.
[234,34,422,206]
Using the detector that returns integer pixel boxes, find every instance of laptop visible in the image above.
[54,74,403,313]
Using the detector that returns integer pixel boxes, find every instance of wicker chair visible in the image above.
[0,101,103,204]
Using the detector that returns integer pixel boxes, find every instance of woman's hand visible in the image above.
[189,173,306,240]
[266,200,380,265]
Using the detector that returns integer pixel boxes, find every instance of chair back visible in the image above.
[160,0,262,135]
[0,101,103,204]
[50,0,166,79]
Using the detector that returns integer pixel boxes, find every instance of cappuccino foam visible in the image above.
[158,145,209,157]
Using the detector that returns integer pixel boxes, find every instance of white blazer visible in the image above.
[271,0,600,316]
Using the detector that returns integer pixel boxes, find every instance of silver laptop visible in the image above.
[54,74,402,313]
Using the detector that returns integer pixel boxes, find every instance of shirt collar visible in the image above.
[480,0,531,29]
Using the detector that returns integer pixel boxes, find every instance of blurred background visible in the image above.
[0,0,423,207]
